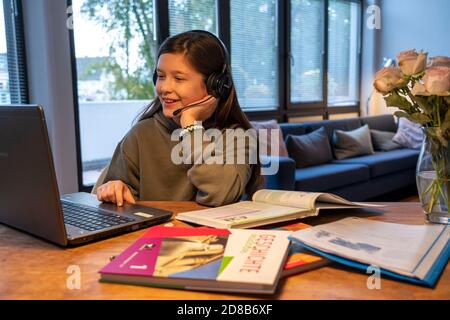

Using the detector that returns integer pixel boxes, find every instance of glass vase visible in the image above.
[416,130,450,224]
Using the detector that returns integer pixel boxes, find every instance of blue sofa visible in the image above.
[263,115,420,201]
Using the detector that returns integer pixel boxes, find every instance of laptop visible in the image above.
[0,105,173,246]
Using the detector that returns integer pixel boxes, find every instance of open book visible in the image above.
[289,217,450,287]
[176,189,383,229]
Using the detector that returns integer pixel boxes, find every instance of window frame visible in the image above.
[2,0,29,104]
[286,0,362,120]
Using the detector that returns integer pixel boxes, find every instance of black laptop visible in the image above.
[0,105,173,246]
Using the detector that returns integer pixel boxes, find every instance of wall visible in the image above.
[22,0,79,194]
[378,0,450,64]
[366,0,450,115]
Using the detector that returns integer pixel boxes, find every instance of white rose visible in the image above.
[397,49,428,76]
[428,56,450,68]
[422,66,450,96]
[373,67,405,93]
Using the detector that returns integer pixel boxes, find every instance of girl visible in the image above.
[96,30,262,207]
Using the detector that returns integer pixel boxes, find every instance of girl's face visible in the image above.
[155,53,209,121]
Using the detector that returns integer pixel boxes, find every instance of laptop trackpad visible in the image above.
[61,192,171,218]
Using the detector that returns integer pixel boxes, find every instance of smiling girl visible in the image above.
[96,30,262,207]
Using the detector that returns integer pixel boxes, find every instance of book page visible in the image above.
[315,194,383,208]
[177,201,313,228]
[290,217,449,278]
[253,189,384,210]
[252,189,322,210]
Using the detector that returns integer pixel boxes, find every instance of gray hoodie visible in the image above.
[104,109,252,207]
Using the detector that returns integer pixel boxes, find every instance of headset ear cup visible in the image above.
[219,73,232,98]
[153,69,157,86]
[206,73,231,99]
[206,73,220,98]
[215,73,231,99]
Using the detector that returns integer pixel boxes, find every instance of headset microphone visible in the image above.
[172,96,214,116]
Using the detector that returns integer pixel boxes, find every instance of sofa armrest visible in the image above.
[260,155,296,190]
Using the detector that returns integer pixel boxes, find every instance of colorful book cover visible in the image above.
[99,226,291,294]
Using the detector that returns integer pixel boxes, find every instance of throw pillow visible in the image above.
[285,127,333,168]
[250,120,289,157]
[333,124,375,160]
[392,117,424,149]
[370,129,402,151]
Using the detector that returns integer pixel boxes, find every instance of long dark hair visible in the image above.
[137,30,263,198]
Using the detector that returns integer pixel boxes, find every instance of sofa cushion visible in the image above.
[306,118,362,140]
[251,120,289,156]
[285,127,333,168]
[333,125,375,159]
[333,149,420,178]
[370,129,402,151]
[294,163,370,191]
[392,117,424,149]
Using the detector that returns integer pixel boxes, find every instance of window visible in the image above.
[230,0,278,110]
[0,0,28,105]
[71,0,157,187]
[290,0,324,103]
[328,0,361,106]
[69,0,362,190]
[289,0,361,113]
[168,0,217,35]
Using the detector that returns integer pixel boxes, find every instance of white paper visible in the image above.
[252,189,384,210]
[290,217,449,278]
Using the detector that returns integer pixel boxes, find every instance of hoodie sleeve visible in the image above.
[103,134,140,199]
[181,127,254,207]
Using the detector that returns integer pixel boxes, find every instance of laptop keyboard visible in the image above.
[61,202,135,232]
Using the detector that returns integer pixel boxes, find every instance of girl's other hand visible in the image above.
[180,95,218,128]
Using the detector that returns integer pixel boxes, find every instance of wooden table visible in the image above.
[0,201,449,300]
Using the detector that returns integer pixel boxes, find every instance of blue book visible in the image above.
[288,217,450,287]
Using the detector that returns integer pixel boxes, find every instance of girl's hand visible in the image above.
[96,180,136,207]
[180,95,218,128]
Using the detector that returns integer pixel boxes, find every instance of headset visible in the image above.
[152,30,232,100]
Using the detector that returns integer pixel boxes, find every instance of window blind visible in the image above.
[230,0,278,110]
[290,0,324,103]
[168,0,217,35]
[2,0,27,104]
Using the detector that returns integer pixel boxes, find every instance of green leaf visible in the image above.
[384,91,413,111]
[394,111,413,121]
[445,108,450,123]
[442,108,450,132]
[411,113,431,125]
[412,95,433,114]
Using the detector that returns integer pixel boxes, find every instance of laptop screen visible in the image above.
[0,105,68,245]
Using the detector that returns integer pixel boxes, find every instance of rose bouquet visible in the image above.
[373,50,450,218]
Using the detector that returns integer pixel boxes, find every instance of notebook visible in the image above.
[0,105,173,246]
